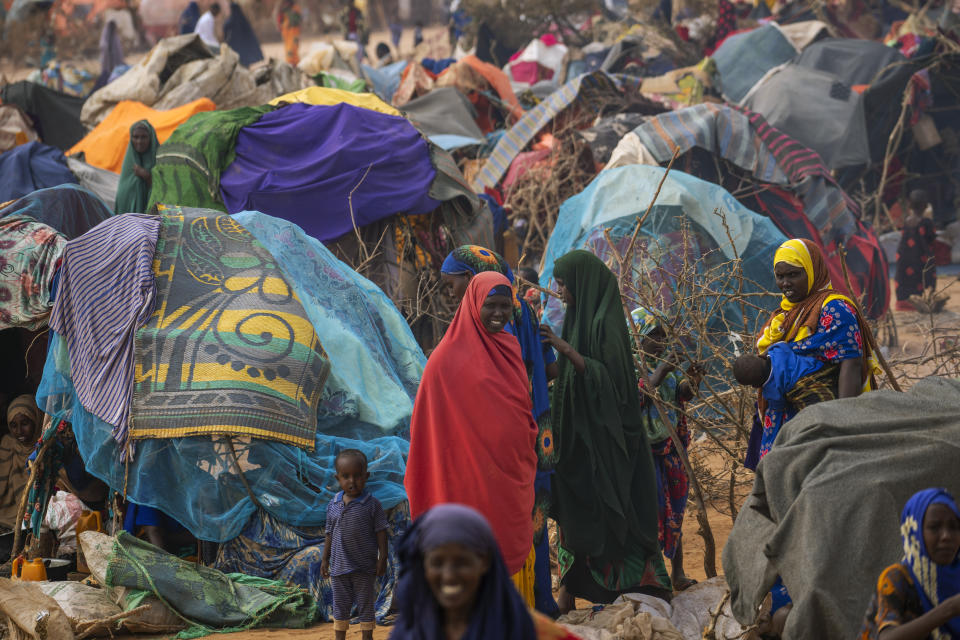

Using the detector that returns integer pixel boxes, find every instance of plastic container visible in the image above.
[75,510,103,574]
[11,556,47,581]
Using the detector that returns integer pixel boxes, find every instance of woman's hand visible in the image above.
[838,358,862,399]
[133,164,152,187]
[540,324,585,374]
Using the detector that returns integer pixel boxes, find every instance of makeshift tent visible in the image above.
[268,86,400,115]
[0,104,38,152]
[794,37,905,87]
[38,207,424,620]
[65,157,120,210]
[0,142,77,202]
[473,71,644,191]
[539,164,786,334]
[220,102,443,243]
[505,36,568,89]
[0,183,112,239]
[742,64,871,169]
[81,34,285,127]
[607,102,890,317]
[148,104,275,212]
[0,81,87,150]
[68,98,215,173]
[361,59,408,104]
[724,377,960,640]
[398,87,485,150]
[711,25,797,103]
[150,100,489,244]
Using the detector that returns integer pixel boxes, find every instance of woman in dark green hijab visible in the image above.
[114,120,158,214]
[539,250,669,612]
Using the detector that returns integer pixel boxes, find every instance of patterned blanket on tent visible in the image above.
[131,206,330,449]
[472,71,623,191]
[614,102,889,317]
[0,214,65,331]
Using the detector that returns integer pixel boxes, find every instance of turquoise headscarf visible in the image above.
[115,120,158,214]
[631,306,681,444]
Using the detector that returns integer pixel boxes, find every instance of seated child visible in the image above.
[859,488,960,640]
[733,342,826,456]
[321,449,388,640]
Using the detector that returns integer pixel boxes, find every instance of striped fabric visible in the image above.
[629,102,859,240]
[49,214,160,443]
[472,71,621,191]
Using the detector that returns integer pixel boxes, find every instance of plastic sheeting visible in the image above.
[712,25,797,104]
[0,184,112,239]
[0,81,86,151]
[540,165,785,338]
[794,37,905,88]
[37,211,423,542]
[743,64,871,170]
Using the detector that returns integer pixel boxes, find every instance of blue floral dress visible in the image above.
[759,298,864,458]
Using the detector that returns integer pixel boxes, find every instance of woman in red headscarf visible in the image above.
[405,271,538,580]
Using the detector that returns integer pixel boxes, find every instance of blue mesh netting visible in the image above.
[37,212,425,542]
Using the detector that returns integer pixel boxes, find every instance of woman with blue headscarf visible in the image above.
[859,488,960,639]
[390,504,581,640]
[439,245,558,616]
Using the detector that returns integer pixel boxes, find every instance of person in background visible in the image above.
[179,0,201,34]
[0,395,41,530]
[406,272,538,604]
[390,504,583,640]
[895,189,938,311]
[339,0,366,61]
[115,120,158,214]
[276,0,302,66]
[439,246,558,615]
[539,251,670,613]
[321,449,388,640]
[93,20,124,92]
[413,20,424,47]
[224,1,264,66]
[858,488,960,639]
[631,306,703,592]
[194,2,221,51]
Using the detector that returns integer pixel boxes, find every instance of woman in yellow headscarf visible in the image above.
[755,238,877,458]
[0,395,42,529]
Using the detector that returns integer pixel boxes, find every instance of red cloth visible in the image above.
[405,271,537,574]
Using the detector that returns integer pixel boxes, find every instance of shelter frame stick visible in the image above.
[11,432,56,560]
[837,244,903,392]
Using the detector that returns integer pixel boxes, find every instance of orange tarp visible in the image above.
[68,98,215,173]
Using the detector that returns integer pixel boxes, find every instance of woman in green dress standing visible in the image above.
[539,250,670,612]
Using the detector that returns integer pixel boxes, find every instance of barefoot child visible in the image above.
[321,450,388,640]
[859,488,960,639]
[631,307,704,592]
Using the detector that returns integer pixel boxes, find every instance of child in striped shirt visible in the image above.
[321,449,388,640]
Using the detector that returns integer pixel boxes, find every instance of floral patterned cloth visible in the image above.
[858,563,924,639]
[0,214,65,331]
[760,298,863,458]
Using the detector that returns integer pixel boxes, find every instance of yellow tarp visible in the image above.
[268,87,400,116]
[68,98,216,174]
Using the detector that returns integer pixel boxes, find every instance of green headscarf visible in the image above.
[115,120,158,214]
[550,250,659,562]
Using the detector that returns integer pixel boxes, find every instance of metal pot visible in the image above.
[43,558,71,581]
